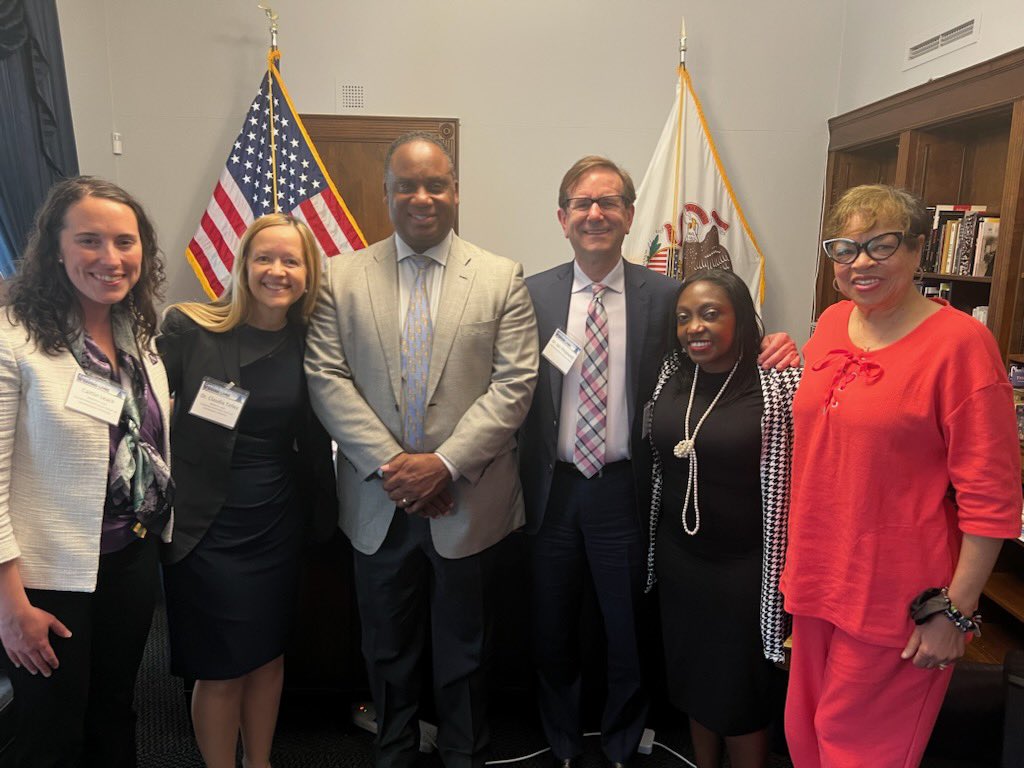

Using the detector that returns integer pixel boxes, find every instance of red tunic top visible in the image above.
[780,300,1021,647]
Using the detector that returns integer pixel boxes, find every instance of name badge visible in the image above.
[65,371,127,426]
[542,328,583,375]
[189,377,250,429]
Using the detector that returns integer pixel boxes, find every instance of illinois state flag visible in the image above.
[186,51,366,298]
[622,66,765,307]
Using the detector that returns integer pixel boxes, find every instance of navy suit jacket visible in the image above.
[519,258,680,534]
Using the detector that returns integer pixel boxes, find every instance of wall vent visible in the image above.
[904,15,980,70]
[336,83,365,111]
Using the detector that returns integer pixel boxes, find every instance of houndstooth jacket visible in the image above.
[644,351,801,663]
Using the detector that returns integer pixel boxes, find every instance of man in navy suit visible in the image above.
[519,156,795,768]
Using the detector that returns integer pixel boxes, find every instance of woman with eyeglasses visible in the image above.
[780,184,1021,766]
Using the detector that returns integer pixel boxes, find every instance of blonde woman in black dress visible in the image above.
[646,269,799,768]
[158,214,334,768]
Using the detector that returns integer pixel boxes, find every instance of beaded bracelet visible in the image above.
[908,586,983,636]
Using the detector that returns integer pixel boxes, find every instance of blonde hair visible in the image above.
[172,214,322,333]
[823,184,930,243]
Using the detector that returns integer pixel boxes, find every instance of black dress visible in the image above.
[651,368,781,735]
[163,325,304,680]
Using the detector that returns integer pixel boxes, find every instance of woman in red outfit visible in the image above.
[780,184,1022,768]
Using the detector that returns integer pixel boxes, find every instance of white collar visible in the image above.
[395,231,453,267]
[571,256,624,294]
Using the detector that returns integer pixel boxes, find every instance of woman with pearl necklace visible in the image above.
[645,268,800,768]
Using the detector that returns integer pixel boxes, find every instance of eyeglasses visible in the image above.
[821,231,904,264]
[564,195,627,212]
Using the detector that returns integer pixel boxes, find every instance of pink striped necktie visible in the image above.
[574,283,609,478]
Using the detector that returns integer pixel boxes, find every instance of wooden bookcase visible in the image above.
[815,47,1024,663]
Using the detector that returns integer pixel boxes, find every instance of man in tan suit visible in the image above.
[305,133,538,768]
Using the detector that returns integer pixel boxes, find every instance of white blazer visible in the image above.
[0,313,172,592]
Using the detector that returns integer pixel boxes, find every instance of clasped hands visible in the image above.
[381,452,455,518]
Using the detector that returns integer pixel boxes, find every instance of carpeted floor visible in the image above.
[133,600,776,768]
[134,602,998,768]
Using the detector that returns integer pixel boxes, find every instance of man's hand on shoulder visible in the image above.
[758,332,800,370]
[381,453,454,518]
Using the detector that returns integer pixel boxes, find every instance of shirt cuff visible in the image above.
[435,452,459,481]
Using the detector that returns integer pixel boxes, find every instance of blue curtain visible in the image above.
[0,0,79,278]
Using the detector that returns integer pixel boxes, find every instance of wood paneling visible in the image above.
[989,99,1024,355]
[828,48,1024,151]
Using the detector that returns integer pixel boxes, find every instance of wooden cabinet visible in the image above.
[815,47,1024,663]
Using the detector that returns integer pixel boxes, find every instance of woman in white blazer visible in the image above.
[0,177,172,767]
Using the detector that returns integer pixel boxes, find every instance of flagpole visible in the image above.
[260,4,281,213]
[669,17,686,280]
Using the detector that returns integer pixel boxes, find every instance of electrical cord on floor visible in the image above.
[482,746,550,764]
[482,732,601,765]
[484,731,699,766]
[650,740,697,768]
[355,708,698,768]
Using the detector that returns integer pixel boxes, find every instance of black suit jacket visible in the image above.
[519,259,680,534]
[157,308,337,564]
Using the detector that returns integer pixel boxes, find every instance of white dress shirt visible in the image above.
[395,231,451,327]
[557,258,630,464]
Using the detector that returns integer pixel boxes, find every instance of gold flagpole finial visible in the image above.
[679,17,687,68]
[258,3,279,51]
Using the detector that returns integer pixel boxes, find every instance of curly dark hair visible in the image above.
[4,176,165,354]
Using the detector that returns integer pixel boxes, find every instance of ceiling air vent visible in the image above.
[908,35,941,61]
[903,15,980,70]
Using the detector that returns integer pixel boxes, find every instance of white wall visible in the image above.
[56,0,845,343]
[836,0,1024,113]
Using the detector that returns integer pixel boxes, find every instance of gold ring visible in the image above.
[401,497,409,506]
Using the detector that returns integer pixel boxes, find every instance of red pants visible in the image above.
[785,615,953,768]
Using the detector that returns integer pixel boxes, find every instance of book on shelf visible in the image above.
[921,206,938,272]
[942,220,959,274]
[973,218,999,277]
[953,212,980,275]
[922,204,989,275]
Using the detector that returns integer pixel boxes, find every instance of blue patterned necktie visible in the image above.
[402,255,433,451]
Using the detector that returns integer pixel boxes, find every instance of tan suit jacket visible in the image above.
[305,234,538,558]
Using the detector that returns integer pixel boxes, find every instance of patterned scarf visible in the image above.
[70,308,173,538]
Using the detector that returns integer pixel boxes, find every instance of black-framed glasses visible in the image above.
[565,195,627,212]
[822,231,904,264]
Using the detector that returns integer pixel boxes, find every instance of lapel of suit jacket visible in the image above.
[623,260,650,418]
[366,238,403,406]
[140,343,172,458]
[216,327,242,387]
[426,235,473,403]
[537,262,574,416]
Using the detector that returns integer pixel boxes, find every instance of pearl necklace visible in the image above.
[673,358,740,535]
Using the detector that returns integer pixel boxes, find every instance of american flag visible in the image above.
[186,55,365,298]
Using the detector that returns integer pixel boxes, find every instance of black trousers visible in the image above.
[0,535,159,768]
[353,508,498,768]
[530,462,647,763]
